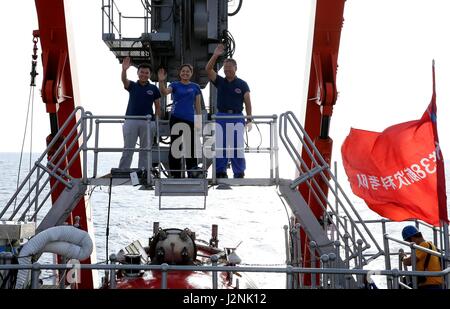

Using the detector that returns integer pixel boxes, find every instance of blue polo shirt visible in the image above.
[213,75,250,113]
[170,81,201,122]
[125,81,161,117]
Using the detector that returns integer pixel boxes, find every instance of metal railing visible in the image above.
[209,114,279,184]
[84,114,158,183]
[2,109,281,221]
[382,219,450,289]
[1,260,449,289]
[86,113,280,183]
[101,0,151,40]
[0,107,92,223]
[4,109,449,289]
[279,111,383,269]
[323,216,450,289]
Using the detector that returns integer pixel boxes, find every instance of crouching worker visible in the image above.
[399,225,444,289]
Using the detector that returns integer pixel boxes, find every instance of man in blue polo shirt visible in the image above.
[119,57,161,170]
[206,44,252,178]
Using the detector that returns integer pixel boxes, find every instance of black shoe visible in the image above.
[188,166,205,178]
[139,184,154,190]
[216,172,228,179]
[234,173,245,179]
[150,167,160,179]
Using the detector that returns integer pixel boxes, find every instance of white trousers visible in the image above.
[118,119,156,169]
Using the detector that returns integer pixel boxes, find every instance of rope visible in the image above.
[220,30,236,59]
[140,0,151,15]
[244,122,263,149]
[29,86,35,214]
[228,0,243,16]
[14,86,35,211]
[14,37,39,214]
[240,263,287,267]
[105,177,113,264]
[277,190,293,231]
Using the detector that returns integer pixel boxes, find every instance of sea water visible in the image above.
[0,152,287,288]
[1,152,449,289]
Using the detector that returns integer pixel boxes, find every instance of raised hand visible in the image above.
[158,68,167,82]
[214,44,225,57]
[122,56,131,71]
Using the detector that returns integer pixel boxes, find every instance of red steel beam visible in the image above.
[299,0,346,285]
[35,0,94,289]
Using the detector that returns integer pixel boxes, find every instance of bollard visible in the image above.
[334,240,344,288]
[109,254,117,289]
[328,253,337,289]
[320,254,329,289]
[391,269,400,289]
[31,263,41,289]
[286,265,294,289]
[356,239,364,287]
[211,255,219,289]
[310,241,317,289]
[161,263,169,289]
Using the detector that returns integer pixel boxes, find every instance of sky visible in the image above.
[0,0,449,180]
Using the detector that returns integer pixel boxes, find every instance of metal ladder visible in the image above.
[0,107,91,232]
[152,118,209,210]
[277,111,384,276]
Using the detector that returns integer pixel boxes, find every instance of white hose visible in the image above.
[15,226,93,289]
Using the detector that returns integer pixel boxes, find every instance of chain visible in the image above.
[30,33,39,86]
[239,263,287,267]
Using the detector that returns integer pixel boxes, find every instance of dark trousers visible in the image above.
[418,284,443,289]
[169,115,198,178]
[215,113,246,177]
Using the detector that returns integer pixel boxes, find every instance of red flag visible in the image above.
[341,64,448,226]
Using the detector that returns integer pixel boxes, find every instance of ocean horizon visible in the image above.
[1,152,449,288]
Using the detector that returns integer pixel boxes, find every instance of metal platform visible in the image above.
[155,178,208,197]
[0,221,35,239]
[89,175,277,188]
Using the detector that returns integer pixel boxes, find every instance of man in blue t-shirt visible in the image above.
[206,44,252,178]
[119,57,161,170]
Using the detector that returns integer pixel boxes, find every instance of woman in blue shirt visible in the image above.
[158,64,202,178]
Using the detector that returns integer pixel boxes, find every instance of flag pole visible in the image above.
[442,221,449,289]
[434,59,450,288]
